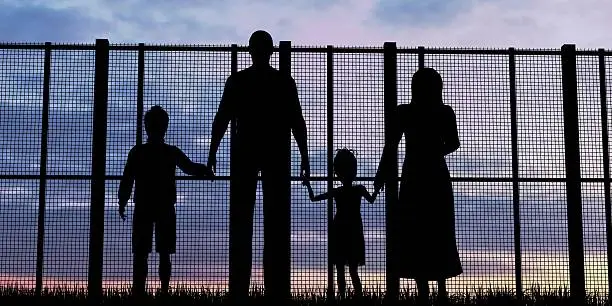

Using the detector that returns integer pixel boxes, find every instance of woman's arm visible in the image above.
[442,106,460,155]
[374,106,405,190]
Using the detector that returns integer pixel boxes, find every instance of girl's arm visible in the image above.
[359,185,377,204]
[303,180,334,202]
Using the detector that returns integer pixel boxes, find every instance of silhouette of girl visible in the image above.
[374,68,462,303]
[303,148,378,298]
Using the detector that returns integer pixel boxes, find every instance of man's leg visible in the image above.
[261,160,291,301]
[159,253,171,293]
[336,264,346,298]
[228,163,258,302]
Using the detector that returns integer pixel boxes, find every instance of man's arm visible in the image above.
[288,76,310,177]
[208,75,235,170]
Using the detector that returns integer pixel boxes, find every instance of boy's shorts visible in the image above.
[132,206,176,254]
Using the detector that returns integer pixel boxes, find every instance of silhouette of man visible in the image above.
[207,30,310,301]
[118,105,213,295]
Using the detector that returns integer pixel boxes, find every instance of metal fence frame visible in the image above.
[0,39,611,301]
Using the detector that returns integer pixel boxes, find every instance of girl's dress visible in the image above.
[330,185,366,266]
[394,103,463,280]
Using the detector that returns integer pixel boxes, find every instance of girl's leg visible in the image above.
[348,264,363,297]
[416,278,429,305]
[336,264,346,297]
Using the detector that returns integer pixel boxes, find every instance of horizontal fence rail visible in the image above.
[0,40,611,300]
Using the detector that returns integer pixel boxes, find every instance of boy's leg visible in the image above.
[132,211,153,295]
[336,264,346,298]
[156,207,176,293]
[133,252,148,295]
[348,264,362,297]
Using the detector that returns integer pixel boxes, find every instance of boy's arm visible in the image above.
[360,185,377,204]
[175,147,213,177]
[118,148,136,209]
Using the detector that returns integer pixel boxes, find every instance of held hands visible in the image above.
[118,203,126,222]
[373,174,384,195]
[207,154,217,176]
[301,158,310,179]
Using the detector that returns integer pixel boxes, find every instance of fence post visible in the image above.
[35,42,52,296]
[508,47,523,299]
[326,45,335,299]
[229,43,237,178]
[136,43,144,145]
[561,44,585,302]
[88,38,109,300]
[383,41,399,299]
[598,48,612,298]
[418,46,425,69]
[279,40,292,297]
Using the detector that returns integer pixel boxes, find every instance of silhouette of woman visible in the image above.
[374,67,462,303]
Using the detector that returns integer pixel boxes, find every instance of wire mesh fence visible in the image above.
[0,42,611,298]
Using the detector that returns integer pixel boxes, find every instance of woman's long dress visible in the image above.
[394,103,463,280]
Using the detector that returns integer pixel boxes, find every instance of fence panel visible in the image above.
[0,48,44,289]
[0,44,610,297]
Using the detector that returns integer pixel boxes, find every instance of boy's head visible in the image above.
[334,148,357,182]
[144,105,169,141]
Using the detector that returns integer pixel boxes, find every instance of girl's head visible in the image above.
[334,148,357,182]
[411,67,443,105]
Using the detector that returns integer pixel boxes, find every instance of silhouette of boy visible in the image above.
[118,105,213,295]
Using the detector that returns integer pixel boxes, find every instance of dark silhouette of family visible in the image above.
[118,30,462,304]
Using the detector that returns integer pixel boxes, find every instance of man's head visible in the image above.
[248,30,273,66]
[144,105,169,142]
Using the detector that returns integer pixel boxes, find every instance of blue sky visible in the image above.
[0,0,611,294]
[0,0,610,47]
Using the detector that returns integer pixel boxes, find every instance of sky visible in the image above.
[0,0,611,295]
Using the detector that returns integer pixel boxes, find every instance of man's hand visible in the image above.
[301,175,311,187]
[119,204,126,221]
[301,158,310,179]
[207,154,217,175]
[373,174,385,195]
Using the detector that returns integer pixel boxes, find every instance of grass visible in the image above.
[0,285,609,306]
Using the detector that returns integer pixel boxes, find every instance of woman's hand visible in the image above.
[373,173,385,194]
